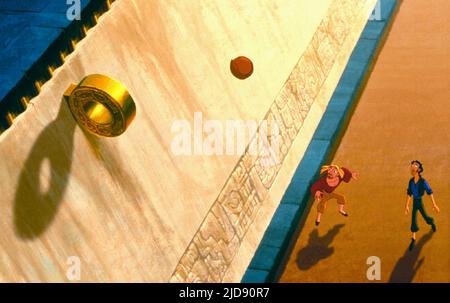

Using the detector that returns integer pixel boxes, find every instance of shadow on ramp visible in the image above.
[296,224,345,271]
[388,230,434,283]
[14,102,76,240]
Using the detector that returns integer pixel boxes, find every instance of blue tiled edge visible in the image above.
[0,0,112,130]
[242,0,399,283]
[0,0,92,101]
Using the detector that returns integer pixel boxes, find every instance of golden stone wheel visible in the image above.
[63,74,136,137]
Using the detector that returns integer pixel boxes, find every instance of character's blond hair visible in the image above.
[320,164,344,178]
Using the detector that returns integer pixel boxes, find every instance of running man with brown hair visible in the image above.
[310,164,358,226]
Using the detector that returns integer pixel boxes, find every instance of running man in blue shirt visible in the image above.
[405,160,440,251]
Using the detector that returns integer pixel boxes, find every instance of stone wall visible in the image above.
[0,0,375,282]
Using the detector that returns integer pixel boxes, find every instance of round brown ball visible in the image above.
[230,56,254,79]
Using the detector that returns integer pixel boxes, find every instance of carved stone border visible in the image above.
[170,0,367,282]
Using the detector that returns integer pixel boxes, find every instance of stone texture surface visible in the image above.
[0,0,375,282]
[172,0,377,283]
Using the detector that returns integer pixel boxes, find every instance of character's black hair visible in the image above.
[411,160,424,176]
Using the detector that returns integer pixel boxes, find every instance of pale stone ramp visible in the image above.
[0,0,376,282]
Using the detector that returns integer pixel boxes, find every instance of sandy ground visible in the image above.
[280,0,450,283]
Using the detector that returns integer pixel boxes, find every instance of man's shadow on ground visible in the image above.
[388,230,434,283]
[296,224,345,270]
